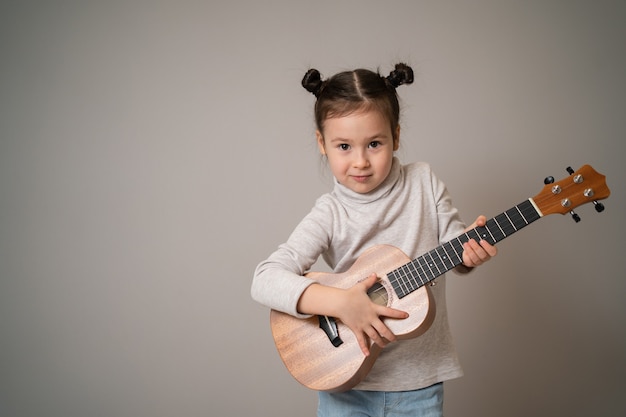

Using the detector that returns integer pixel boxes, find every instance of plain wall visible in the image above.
[1,1,624,416]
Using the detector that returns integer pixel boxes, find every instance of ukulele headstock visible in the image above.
[533,165,610,220]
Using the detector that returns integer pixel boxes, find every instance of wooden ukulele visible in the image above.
[269,165,610,392]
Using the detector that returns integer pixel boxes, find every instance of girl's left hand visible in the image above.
[461,215,498,267]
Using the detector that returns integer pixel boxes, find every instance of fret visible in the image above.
[405,262,420,290]
[439,245,456,269]
[502,211,517,233]
[426,251,442,276]
[515,206,528,224]
[417,256,436,282]
[426,249,443,277]
[449,238,464,260]
[485,223,497,243]
[486,217,506,241]
[494,212,514,237]
[444,241,463,265]
[412,258,429,286]
[391,269,409,298]
[456,233,469,245]
[474,226,495,245]
[513,206,527,225]
[522,201,541,223]
[389,270,403,296]
[519,201,541,225]
[433,246,454,271]
[399,264,416,292]
[466,228,481,243]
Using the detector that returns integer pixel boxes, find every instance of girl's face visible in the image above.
[317,109,399,194]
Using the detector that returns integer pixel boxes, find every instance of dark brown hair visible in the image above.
[302,63,414,139]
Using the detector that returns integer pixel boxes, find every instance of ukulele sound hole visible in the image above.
[367,281,389,306]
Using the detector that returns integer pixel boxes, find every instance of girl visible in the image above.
[251,63,497,417]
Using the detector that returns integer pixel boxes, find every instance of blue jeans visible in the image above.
[317,383,444,417]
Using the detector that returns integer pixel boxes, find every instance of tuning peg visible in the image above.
[566,166,575,175]
[570,210,581,222]
[544,176,555,184]
[593,201,605,212]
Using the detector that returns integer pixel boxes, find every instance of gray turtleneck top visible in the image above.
[252,158,467,391]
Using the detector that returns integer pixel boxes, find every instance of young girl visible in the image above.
[251,63,497,417]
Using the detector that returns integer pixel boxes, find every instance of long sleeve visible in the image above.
[251,199,334,318]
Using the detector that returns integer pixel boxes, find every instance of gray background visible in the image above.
[1,1,624,416]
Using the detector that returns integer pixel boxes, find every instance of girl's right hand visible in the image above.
[297,274,409,356]
[336,273,409,356]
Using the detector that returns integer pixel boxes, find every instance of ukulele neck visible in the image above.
[388,199,541,298]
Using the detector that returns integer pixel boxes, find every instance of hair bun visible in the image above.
[302,68,324,97]
[386,63,414,88]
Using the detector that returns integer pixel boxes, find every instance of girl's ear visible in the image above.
[316,130,326,155]
[393,126,401,151]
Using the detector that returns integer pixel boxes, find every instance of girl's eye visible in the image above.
[339,144,350,151]
[369,141,381,148]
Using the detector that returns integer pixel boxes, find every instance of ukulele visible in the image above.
[269,165,610,392]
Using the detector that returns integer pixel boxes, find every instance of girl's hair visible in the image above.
[302,63,414,139]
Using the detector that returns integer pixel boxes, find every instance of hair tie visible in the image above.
[386,74,401,89]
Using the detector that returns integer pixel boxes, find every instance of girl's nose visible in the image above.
[353,151,370,168]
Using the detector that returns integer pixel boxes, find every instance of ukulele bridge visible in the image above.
[318,315,343,347]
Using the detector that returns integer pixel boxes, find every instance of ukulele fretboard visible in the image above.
[388,199,541,298]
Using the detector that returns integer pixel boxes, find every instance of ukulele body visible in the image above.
[270,244,435,392]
